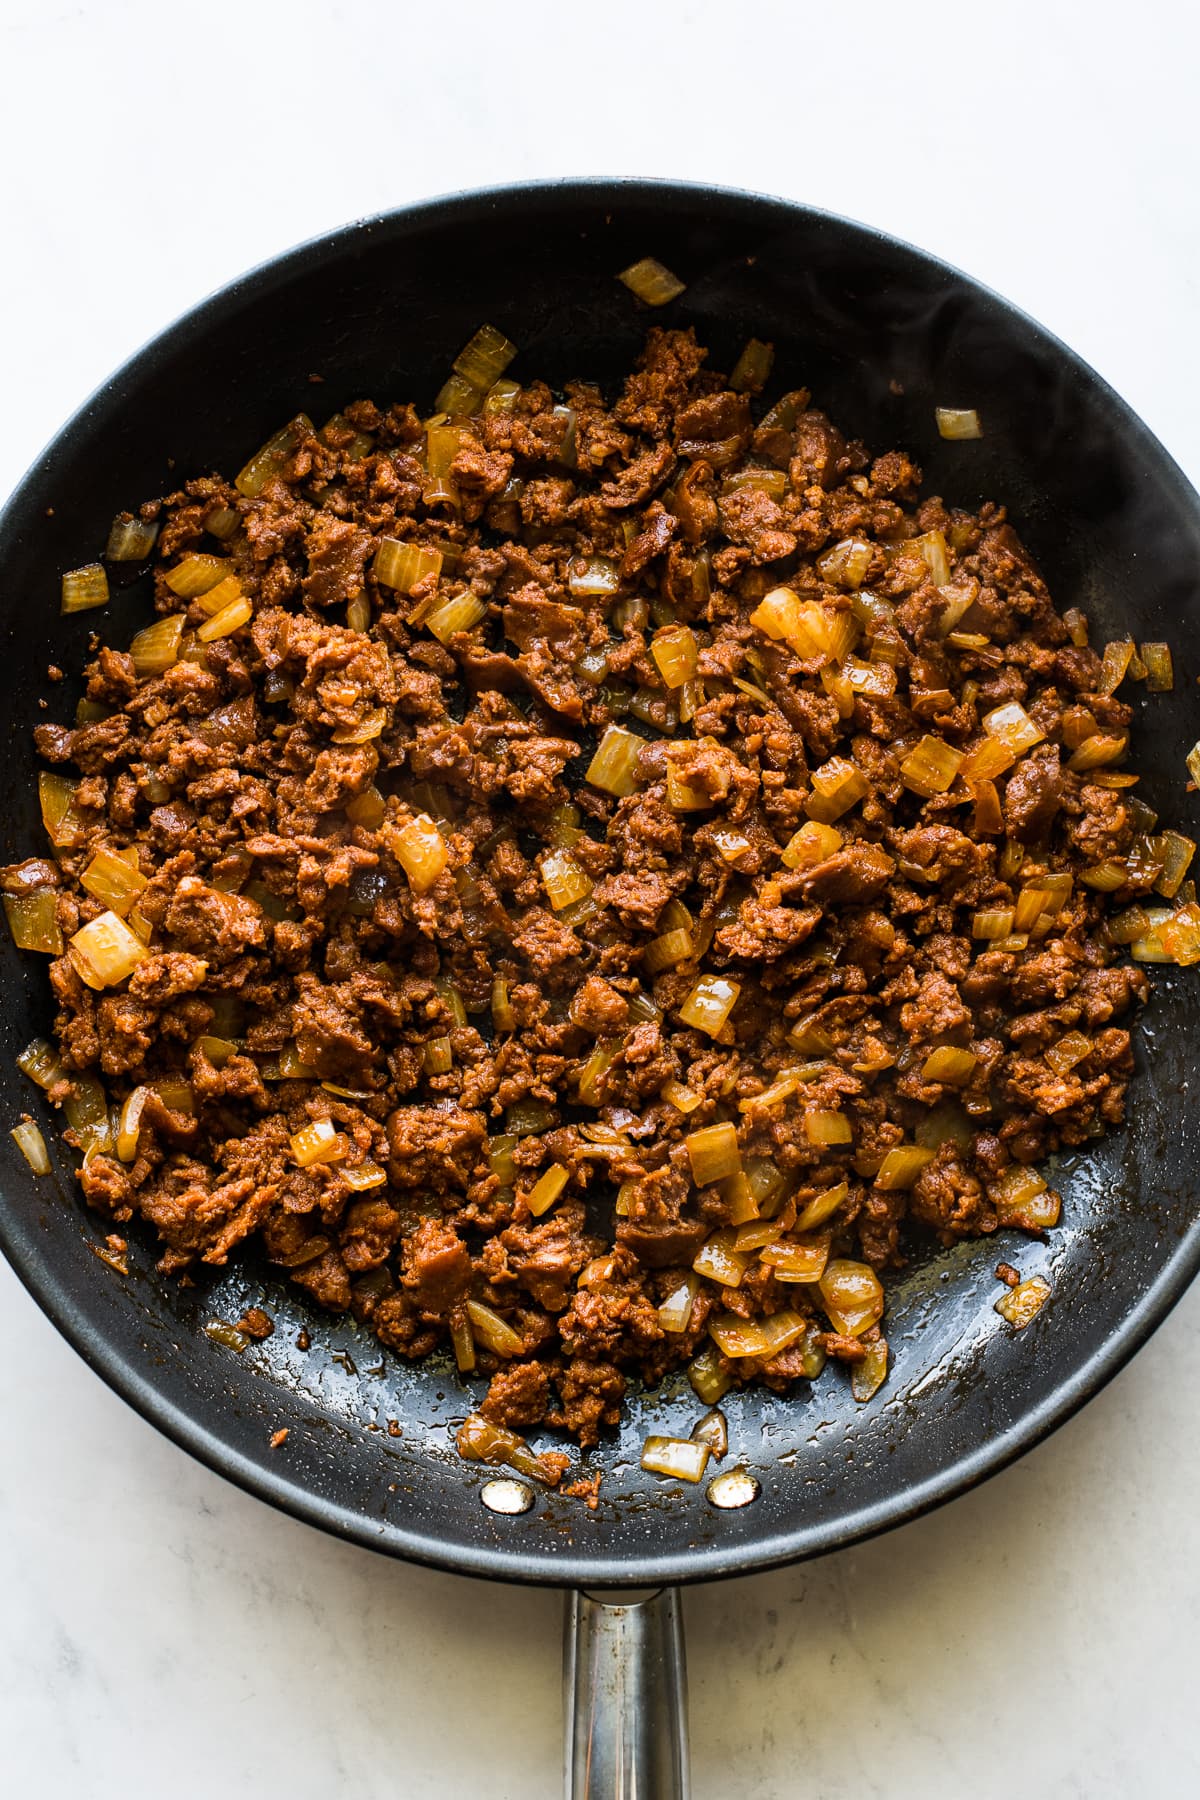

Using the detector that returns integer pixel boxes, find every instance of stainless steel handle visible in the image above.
[564,1586,689,1799]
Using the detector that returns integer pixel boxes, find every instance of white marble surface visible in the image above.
[2,2,1200,1794]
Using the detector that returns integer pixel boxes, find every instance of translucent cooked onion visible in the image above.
[453,323,517,390]
[817,539,873,590]
[794,1180,849,1232]
[63,1075,109,1150]
[464,1299,524,1357]
[540,848,593,912]
[661,1078,702,1114]
[920,1046,978,1085]
[658,1272,700,1334]
[729,337,774,394]
[425,593,486,643]
[618,258,686,306]
[484,379,521,416]
[197,595,252,642]
[68,910,149,990]
[164,553,233,598]
[196,574,245,619]
[806,756,870,823]
[81,848,147,916]
[449,1307,475,1374]
[567,555,620,598]
[374,539,443,593]
[1068,731,1128,772]
[61,563,110,614]
[688,1344,733,1404]
[345,785,386,830]
[686,1122,741,1185]
[973,906,1016,939]
[781,820,841,869]
[693,1229,752,1288]
[17,1039,64,1090]
[990,1165,1060,1228]
[3,890,63,955]
[982,700,1044,756]
[804,1109,852,1146]
[423,1035,453,1075]
[390,813,447,894]
[586,723,645,797]
[456,1412,557,1483]
[995,1275,1051,1328]
[289,1118,349,1167]
[678,973,740,1038]
[116,1085,151,1161]
[1139,642,1174,692]
[641,1434,710,1482]
[761,1231,831,1282]
[235,415,313,497]
[900,735,964,797]
[851,1337,889,1401]
[750,587,837,661]
[708,1313,773,1357]
[1097,639,1136,696]
[11,1120,51,1175]
[435,372,483,416]
[1044,1032,1091,1075]
[651,624,699,690]
[526,1162,570,1218]
[935,407,982,440]
[819,1258,884,1336]
[106,513,159,561]
[1152,830,1195,899]
[575,1037,622,1106]
[960,736,1017,783]
[875,1145,935,1190]
[129,614,185,676]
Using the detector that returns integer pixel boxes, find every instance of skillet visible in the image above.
[1,179,1198,1797]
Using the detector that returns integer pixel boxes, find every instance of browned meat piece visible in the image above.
[1004,745,1062,842]
[401,1219,471,1313]
[795,843,895,905]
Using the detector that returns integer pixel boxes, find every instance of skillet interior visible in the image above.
[0,180,1197,1589]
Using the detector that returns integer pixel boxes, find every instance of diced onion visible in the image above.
[61,563,110,613]
[567,556,620,597]
[1045,1032,1091,1076]
[374,538,443,594]
[289,1118,349,1167]
[960,736,1017,783]
[164,554,232,598]
[995,1275,1051,1328]
[921,1046,978,1085]
[973,907,1015,939]
[618,258,686,306]
[990,1165,1060,1228]
[449,1308,475,1374]
[106,514,159,561]
[651,624,699,690]
[708,1314,772,1357]
[1097,640,1136,696]
[806,756,870,823]
[575,1038,622,1107]
[658,1272,700,1334]
[197,595,252,641]
[693,1230,752,1288]
[761,1232,831,1282]
[453,323,517,390]
[661,1078,702,1114]
[68,910,149,990]
[205,505,240,540]
[804,1110,852,1146]
[983,701,1044,756]
[817,539,873,590]
[526,1162,570,1218]
[1068,732,1127,772]
[1153,831,1195,899]
[729,338,774,394]
[17,1039,64,1089]
[116,1086,151,1161]
[781,821,842,869]
[425,592,487,643]
[1141,643,1174,692]
[688,1344,733,1404]
[3,890,63,954]
[435,373,483,416]
[129,614,186,676]
[794,1180,848,1232]
[423,1035,454,1075]
[875,1145,935,1190]
[643,927,694,975]
[81,848,147,916]
[456,1412,555,1483]
[390,813,447,894]
[235,415,314,498]
[641,1434,710,1482]
[818,1259,884,1336]
[679,974,740,1038]
[465,1299,524,1358]
[586,723,646,798]
[11,1120,51,1175]
[935,408,982,440]
[851,1337,889,1401]
[195,574,244,619]
[900,735,964,797]
[686,1122,741,1186]
[540,849,593,912]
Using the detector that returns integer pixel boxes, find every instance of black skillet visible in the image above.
[1,180,1198,1797]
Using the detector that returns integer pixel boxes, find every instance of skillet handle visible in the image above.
[563,1586,689,1799]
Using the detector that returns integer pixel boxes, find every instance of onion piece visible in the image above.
[661,1078,702,1115]
[851,1337,889,1401]
[678,974,740,1038]
[875,1145,935,1190]
[1068,731,1127,772]
[686,1122,741,1186]
[540,848,593,912]
[817,539,873,590]
[105,513,159,561]
[586,724,645,798]
[11,1120,51,1175]
[781,821,841,869]
[3,889,63,954]
[1097,639,1136,695]
[990,1165,1060,1229]
[17,1039,64,1089]
[618,258,686,306]
[526,1162,570,1218]
[658,1272,700,1334]
[456,1412,557,1483]
[708,1313,773,1357]
[164,554,232,598]
[1153,831,1195,899]
[935,407,982,440]
[804,1109,852,1146]
[289,1118,349,1167]
[973,907,1015,939]
[449,1307,475,1375]
[920,1046,978,1085]
[390,813,447,894]
[818,1259,884,1336]
[68,911,149,990]
[729,338,774,394]
[995,1275,1051,1328]
[235,415,313,497]
[453,323,517,390]
[794,1180,849,1232]
[641,1435,710,1482]
[374,539,443,594]
[197,595,251,641]
[464,1299,524,1358]
[760,1231,831,1282]
[688,1344,733,1404]
[983,700,1044,757]
[1044,1032,1091,1075]
[435,373,483,416]
[900,735,964,797]
[650,624,699,690]
[806,756,870,823]
[567,555,620,597]
[129,614,186,676]
[61,563,110,614]
[39,771,82,848]
[693,1230,752,1289]
[81,848,148,916]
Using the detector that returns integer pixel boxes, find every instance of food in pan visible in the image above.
[8,297,1199,1485]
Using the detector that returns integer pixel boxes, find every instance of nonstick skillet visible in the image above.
[1,181,1198,1798]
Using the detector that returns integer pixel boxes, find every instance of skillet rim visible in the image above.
[1,175,1198,1589]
